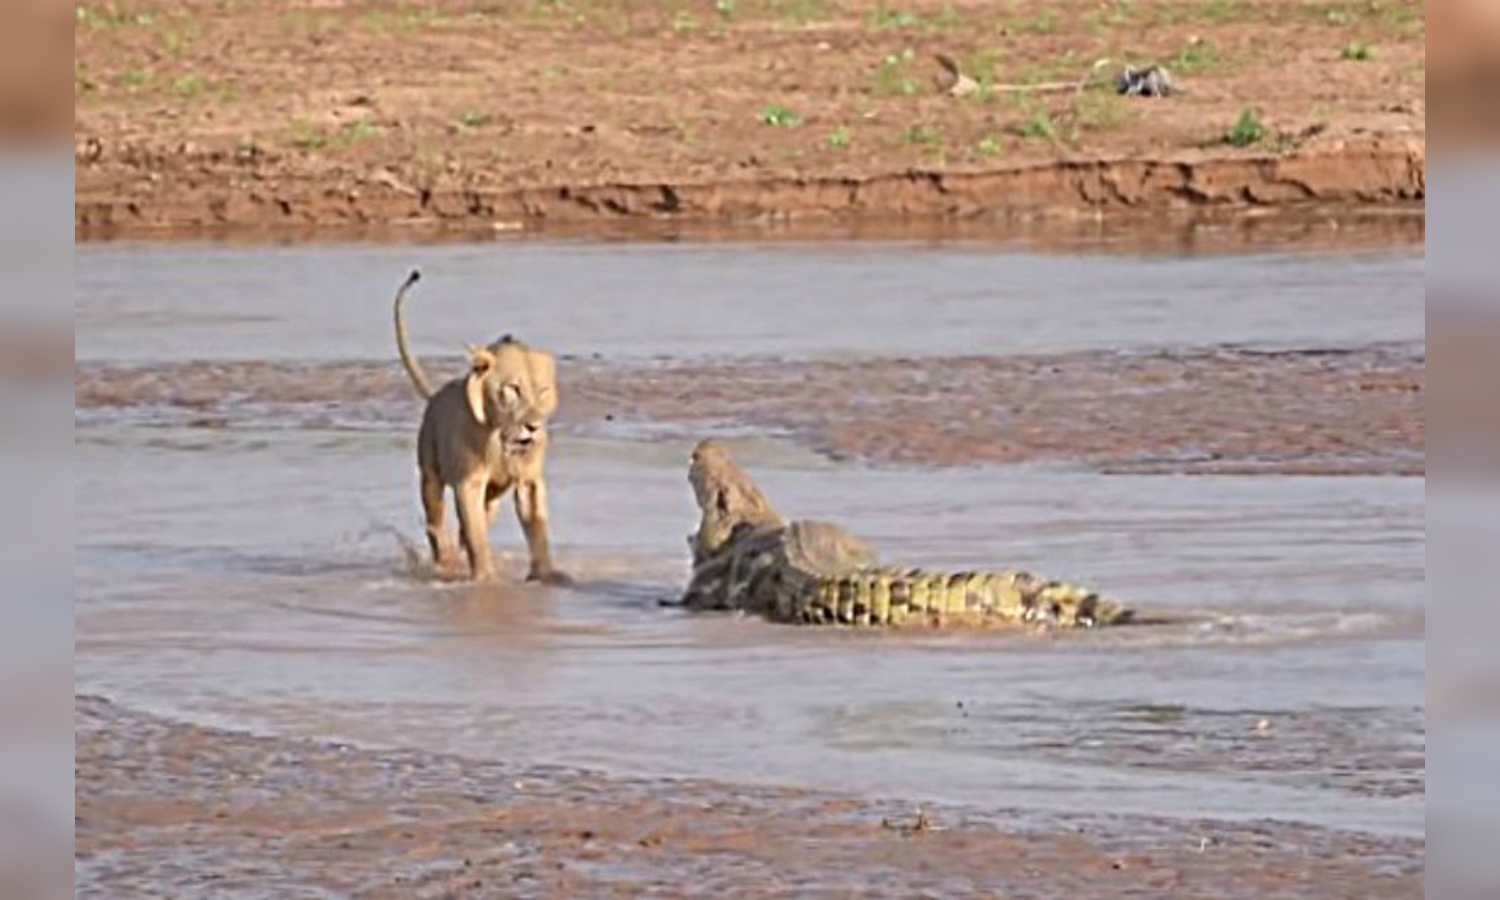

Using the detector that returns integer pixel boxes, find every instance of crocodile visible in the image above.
[678,439,1133,629]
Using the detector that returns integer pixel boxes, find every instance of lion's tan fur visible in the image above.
[393,272,567,584]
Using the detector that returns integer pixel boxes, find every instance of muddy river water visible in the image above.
[75,229,1425,864]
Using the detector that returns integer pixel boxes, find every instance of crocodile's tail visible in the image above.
[785,568,1132,628]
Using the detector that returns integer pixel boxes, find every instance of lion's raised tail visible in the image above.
[392,269,434,399]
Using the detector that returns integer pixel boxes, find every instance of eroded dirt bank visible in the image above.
[75,696,1422,899]
[74,0,1425,236]
[74,343,1425,475]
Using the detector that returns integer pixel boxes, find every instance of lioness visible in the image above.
[392,270,569,584]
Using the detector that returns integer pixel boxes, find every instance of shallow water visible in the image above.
[75,238,1423,363]
[74,236,1425,838]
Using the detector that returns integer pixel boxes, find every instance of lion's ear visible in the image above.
[467,344,495,374]
[464,345,495,424]
[465,373,487,425]
[463,374,488,428]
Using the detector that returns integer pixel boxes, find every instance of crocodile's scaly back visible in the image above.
[679,442,1134,629]
[771,565,1132,628]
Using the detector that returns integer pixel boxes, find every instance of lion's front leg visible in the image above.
[421,468,459,573]
[515,479,569,584]
[455,479,499,583]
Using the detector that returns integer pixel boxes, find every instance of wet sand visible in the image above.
[76,696,1422,899]
[76,342,1425,475]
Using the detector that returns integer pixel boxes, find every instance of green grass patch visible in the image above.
[458,111,492,129]
[290,118,327,151]
[1340,40,1375,61]
[899,123,938,145]
[760,105,804,128]
[76,5,156,30]
[742,0,843,26]
[1199,0,1245,24]
[826,125,851,149]
[868,3,919,29]
[115,70,154,90]
[171,73,207,98]
[1085,1,1135,33]
[1015,99,1059,141]
[1170,39,1224,73]
[1311,0,1421,32]
[339,121,382,145]
[1003,9,1059,35]
[363,5,442,34]
[1224,107,1268,147]
[872,48,921,97]
[1069,90,1129,134]
[865,2,965,31]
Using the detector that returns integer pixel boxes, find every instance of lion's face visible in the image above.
[497,393,547,456]
[466,340,557,456]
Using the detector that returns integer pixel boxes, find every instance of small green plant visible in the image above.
[1340,41,1374,61]
[760,105,803,128]
[873,48,921,97]
[869,3,920,29]
[1017,101,1058,141]
[1224,107,1267,147]
[1070,90,1128,134]
[339,121,382,145]
[171,74,207,98]
[1085,0,1134,32]
[784,0,842,26]
[116,70,153,90]
[826,126,851,149]
[458,110,491,129]
[364,7,439,34]
[1009,9,1059,34]
[1200,0,1243,23]
[76,5,155,29]
[671,9,700,31]
[899,123,938,145]
[290,118,328,151]
[931,4,965,30]
[976,134,1003,157]
[714,0,737,18]
[1170,39,1223,73]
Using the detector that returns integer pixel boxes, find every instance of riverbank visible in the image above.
[74,0,1425,237]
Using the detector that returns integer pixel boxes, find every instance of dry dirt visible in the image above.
[74,342,1425,475]
[74,0,1426,236]
[74,695,1423,899]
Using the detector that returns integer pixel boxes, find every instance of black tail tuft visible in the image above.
[403,269,421,288]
